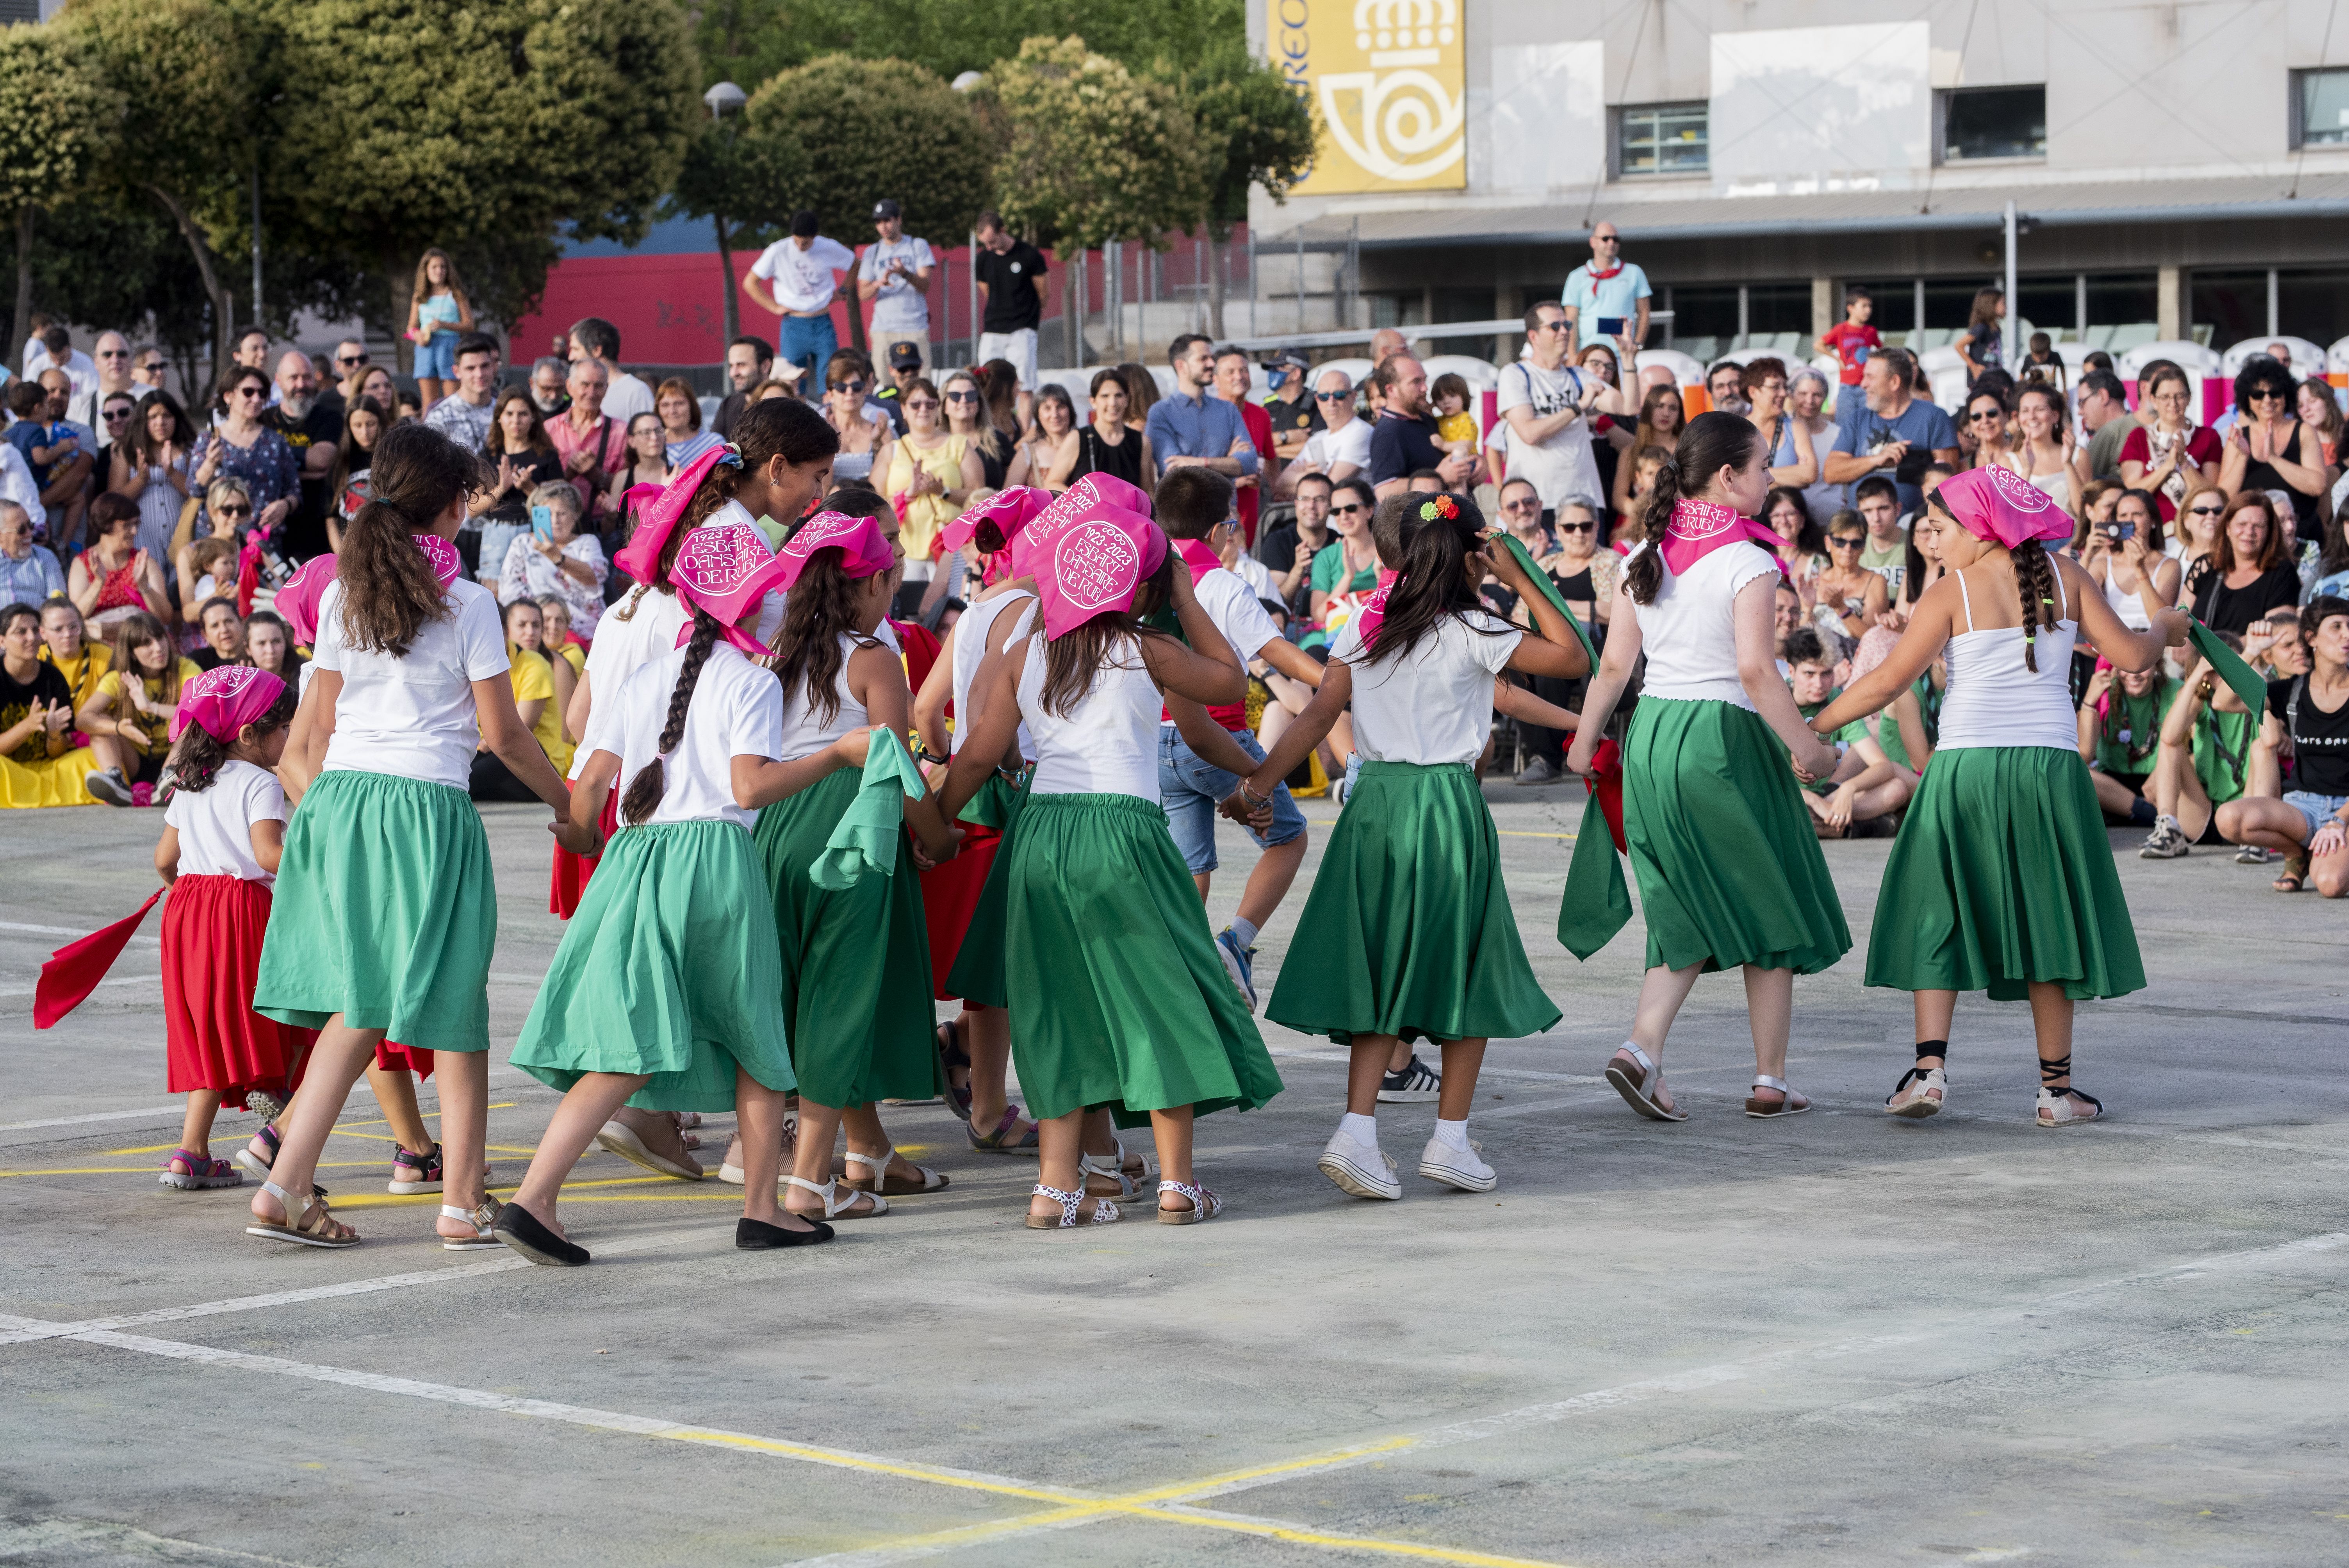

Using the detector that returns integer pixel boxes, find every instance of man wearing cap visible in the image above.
[858,199,936,378]
[745,210,856,386]
[877,340,923,436]
[1260,349,1321,463]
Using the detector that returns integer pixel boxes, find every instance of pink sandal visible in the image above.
[161,1150,242,1191]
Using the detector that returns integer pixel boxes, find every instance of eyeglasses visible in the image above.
[905,399,940,412]
[1830,535,1864,548]
[214,504,252,519]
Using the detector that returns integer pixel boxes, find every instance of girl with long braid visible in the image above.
[1808,467,2188,1126]
[1568,413,1850,1123]
[246,424,575,1249]
[496,519,846,1265]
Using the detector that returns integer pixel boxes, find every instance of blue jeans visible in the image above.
[2283,791,2349,843]
[781,314,838,386]
[414,331,458,380]
[1158,726,1305,874]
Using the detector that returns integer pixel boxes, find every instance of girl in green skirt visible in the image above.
[248,424,576,1250]
[1809,466,2189,1126]
[756,508,962,1224]
[941,492,1282,1227]
[1568,414,1851,1123]
[497,515,854,1264]
[1236,492,1588,1200]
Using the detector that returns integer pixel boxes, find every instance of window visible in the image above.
[2296,69,2349,147]
[1939,86,2046,162]
[1616,102,1707,177]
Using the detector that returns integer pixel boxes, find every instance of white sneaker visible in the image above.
[1316,1126,1400,1201]
[2138,816,2188,859]
[1417,1137,1497,1192]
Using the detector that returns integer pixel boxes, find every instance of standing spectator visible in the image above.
[1213,346,1276,543]
[421,334,499,452]
[2077,369,2134,482]
[317,339,367,419]
[877,341,923,434]
[1274,369,1370,497]
[1559,221,1651,358]
[67,494,169,631]
[2218,356,2328,545]
[1824,348,1960,515]
[190,365,301,555]
[405,248,475,410]
[264,350,343,563]
[496,481,607,636]
[323,395,385,548]
[711,335,772,440]
[1365,354,1472,498]
[132,346,168,394]
[110,390,196,564]
[1146,336,1259,506]
[1705,360,1749,418]
[1495,300,1625,522]
[745,210,854,387]
[1745,356,1819,490]
[0,502,62,604]
[858,199,935,372]
[818,351,893,491]
[1785,366,1843,526]
[228,329,271,386]
[1260,350,1320,463]
[27,324,96,404]
[1955,287,2006,379]
[1118,360,1160,437]
[2119,365,2222,522]
[1814,286,1881,390]
[1069,368,1150,494]
[528,355,572,420]
[7,378,91,548]
[547,358,630,528]
[91,392,138,509]
[566,316,654,425]
[971,210,1046,390]
[469,388,565,590]
[70,332,155,430]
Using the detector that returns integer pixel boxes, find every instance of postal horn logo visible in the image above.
[1319,0,1465,183]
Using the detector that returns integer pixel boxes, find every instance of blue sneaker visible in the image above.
[1214,927,1258,1012]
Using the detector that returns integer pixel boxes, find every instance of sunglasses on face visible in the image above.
[945,390,979,404]
[1314,390,1351,401]
[98,349,128,360]
[1969,410,2002,422]
[1501,499,1540,512]
[215,504,252,519]
[1532,320,1570,334]
[905,399,940,412]
[233,386,265,400]
[337,353,369,367]
[2249,389,2285,401]
[1556,520,1597,533]
[1830,536,1864,548]
[137,364,163,378]
[1331,502,1365,515]
[831,378,866,394]
[2188,504,2224,515]
[103,408,132,423]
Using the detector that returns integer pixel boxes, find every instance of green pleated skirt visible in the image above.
[1866,746,2145,1001]
[1623,698,1852,976]
[1267,761,1561,1045]
[253,769,496,1052]
[999,792,1283,1126]
[509,820,795,1110]
[752,766,939,1107]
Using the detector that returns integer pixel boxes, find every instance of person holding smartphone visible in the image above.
[1559,223,1651,359]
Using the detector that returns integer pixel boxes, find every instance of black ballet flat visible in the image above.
[492,1203,591,1267]
[736,1215,836,1250]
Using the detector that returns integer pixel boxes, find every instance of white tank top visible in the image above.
[1625,539,1780,709]
[2097,554,2151,631]
[1934,567,2080,751]
[1017,634,1162,799]
[775,633,872,761]
[950,588,1037,760]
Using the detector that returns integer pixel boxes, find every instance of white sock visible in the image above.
[1433,1118,1470,1152]
[1338,1111,1379,1147]
[1230,916,1260,949]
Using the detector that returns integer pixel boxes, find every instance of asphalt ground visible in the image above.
[3,783,2345,1568]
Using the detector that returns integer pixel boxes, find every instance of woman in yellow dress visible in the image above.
[883,377,983,620]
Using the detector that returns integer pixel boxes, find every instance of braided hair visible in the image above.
[618,606,721,825]
[1624,411,1767,606]
[2011,537,2060,673]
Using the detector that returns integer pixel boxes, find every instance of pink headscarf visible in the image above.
[1934,466,2075,549]
[1009,473,1154,579]
[1021,493,1168,640]
[776,510,894,591]
[273,554,338,647]
[670,520,790,656]
[615,442,742,583]
[415,531,462,592]
[171,665,286,743]
[1352,568,1403,648]
[1174,536,1223,584]
[940,486,1052,558]
[1658,497,1785,577]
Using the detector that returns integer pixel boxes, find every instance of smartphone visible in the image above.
[2106,522,2133,542]
[529,504,555,539]
[1595,316,1628,338]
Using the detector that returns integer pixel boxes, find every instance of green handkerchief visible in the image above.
[809,729,925,890]
[1557,807,1631,960]
[2189,620,2268,715]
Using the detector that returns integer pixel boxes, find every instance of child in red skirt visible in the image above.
[155,666,317,1189]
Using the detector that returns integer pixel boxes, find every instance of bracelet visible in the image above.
[918,748,950,766]
[1239,780,1269,808]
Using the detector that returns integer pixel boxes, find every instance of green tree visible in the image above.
[695,0,1246,91]
[1166,55,1315,337]
[247,0,699,367]
[0,24,119,355]
[668,119,789,348]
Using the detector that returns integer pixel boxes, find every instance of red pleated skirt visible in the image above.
[548,779,621,918]
[919,822,1002,1000]
[162,875,318,1099]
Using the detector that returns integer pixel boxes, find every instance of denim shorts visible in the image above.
[1158,725,1305,873]
[2283,791,2349,843]
[414,332,458,380]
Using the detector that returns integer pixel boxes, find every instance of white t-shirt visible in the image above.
[1018,636,1162,799]
[601,371,656,425]
[1331,610,1521,766]
[574,586,691,778]
[1494,361,1602,511]
[1164,565,1281,727]
[1625,540,1779,709]
[597,641,781,830]
[752,236,857,315]
[312,576,509,789]
[1300,416,1372,476]
[23,345,96,401]
[858,237,936,331]
[165,759,288,885]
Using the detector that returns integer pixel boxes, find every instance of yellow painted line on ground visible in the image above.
[1,1161,390,1179]
[103,1106,519,1157]
[1109,1435,1416,1505]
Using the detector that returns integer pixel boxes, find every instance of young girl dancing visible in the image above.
[1568,413,1850,1122]
[940,492,1283,1227]
[154,667,315,1190]
[754,508,961,1222]
[246,423,575,1249]
[1235,493,1586,1199]
[1809,466,2188,1123]
[496,518,841,1265]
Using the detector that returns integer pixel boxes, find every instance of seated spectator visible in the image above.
[241,608,303,688]
[188,595,246,672]
[1609,382,1684,526]
[2078,661,2176,830]
[68,494,170,633]
[75,609,196,806]
[36,599,109,727]
[0,501,63,604]
[656,375,719,466]
[1546,499,1617,628]
[471,596,574,798]
[189,363,301,556]
[1812,508,1889,647]
[1,600,98,807]
[178,538,239,637]
[1303,476,1379,649]
[607,410,672,522]
[2190,492,2302,634]
[497,481,608,640]
[1258,468,1332,621]
[2141,629,2264,858]
[1615,446,1667,548]
[1023,382,1081,492]
[471,388,565,592]
[324,395,387,552]
[943,367,1019,491]
[536,595,586,678]
[2215,597,2349,894]
[1786,627,1911,837]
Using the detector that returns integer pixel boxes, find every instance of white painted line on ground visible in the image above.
[0,972,157,1000]
[0,1103,186,1132]
[0,919,137,937]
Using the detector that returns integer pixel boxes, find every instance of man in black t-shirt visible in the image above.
[973,210,1047,390]
[264,351,342,563]
[1365,355,1472,497]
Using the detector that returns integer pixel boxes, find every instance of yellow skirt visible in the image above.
[0,745,98,808]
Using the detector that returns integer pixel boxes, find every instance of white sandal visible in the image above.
[1156,1178,1222,1225]
[1604,1043,1686,1122]
[784,1174,886,1219]
[245,1180,359,1249]
[2035,1056,2103,1127]
[1744,1074,1810,1118]
[439,1197,504,1250]
[843,1144,948,1196]
[1081,1139,1151,1200]
[1886,1064,1948,1119]
[1025,1182,1119,1229]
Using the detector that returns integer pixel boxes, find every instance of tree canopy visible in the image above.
[984,36,1209,254]
[738,56,996,242]
[0,23,121,351]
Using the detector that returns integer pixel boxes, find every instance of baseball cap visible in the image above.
[888,341,923,370]
[1269,349,1311,373]
[872,198,902,221]
[790,209,819,238]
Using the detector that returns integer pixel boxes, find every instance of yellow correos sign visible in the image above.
[1274,0,1466,194]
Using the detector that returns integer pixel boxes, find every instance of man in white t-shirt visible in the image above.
[26,325,97,406]
[1495,300,1631,520]
[857,199,934,376]
[746,209,855,387]
[566,316,652,424]
[1273,369,1371,498]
